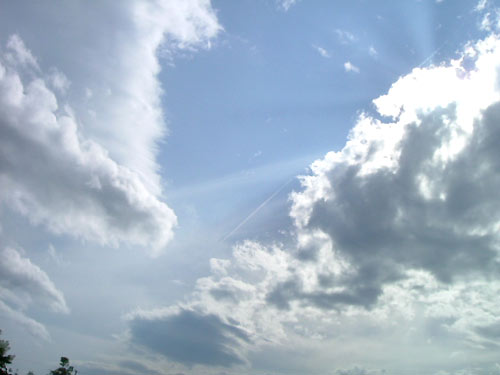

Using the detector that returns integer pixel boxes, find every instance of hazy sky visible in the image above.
[1,1,500,374]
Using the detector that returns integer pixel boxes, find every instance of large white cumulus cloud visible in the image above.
[0,0,221,254]
[0,35,176,254]
[0,0,221,194]
[127,34,500,372]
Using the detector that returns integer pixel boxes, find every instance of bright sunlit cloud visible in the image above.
[344,61,360,73]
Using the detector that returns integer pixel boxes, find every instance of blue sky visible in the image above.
[2,1,500,375]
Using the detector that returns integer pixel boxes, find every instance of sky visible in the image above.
[1,0,500,374]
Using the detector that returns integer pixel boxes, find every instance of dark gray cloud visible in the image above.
[268,267,399,310]
[129,309,250,367]
[474,322,500,341]
[282,102,500,310]
[266,279,301,310]
[209,288,239,303]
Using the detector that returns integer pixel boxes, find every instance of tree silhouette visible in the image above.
[0,330,79,375]
[49,357,76,375]
[0,330,15,375]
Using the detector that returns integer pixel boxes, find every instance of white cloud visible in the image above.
[369,46,378,57]
[344,61,360,73]
[313,45,331,58]
[476,0,488,12]
[479,10,500,32]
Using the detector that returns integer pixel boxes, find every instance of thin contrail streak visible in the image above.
[220,178,294,242]
[418,41,448,68]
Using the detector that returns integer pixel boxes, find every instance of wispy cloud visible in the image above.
[312,44,331,58]
[476,0,488,11]
[335,29,356,44]
[128,308,249,366]
[0,247,68,340]
[276,0,299,11]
